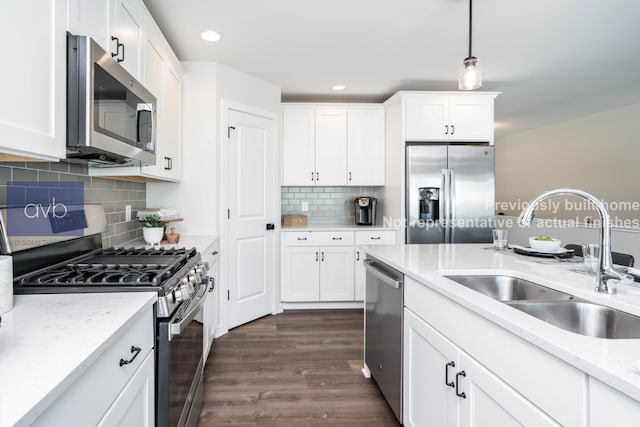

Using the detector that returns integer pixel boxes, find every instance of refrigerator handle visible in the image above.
[442,168,451,243]
[450,168,456,222]
[440,169,448,223]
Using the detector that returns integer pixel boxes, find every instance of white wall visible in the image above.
[147,62,218,235]
[146,62,281,235]
[495,102,640,221]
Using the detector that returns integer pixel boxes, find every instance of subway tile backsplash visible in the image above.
[0,161,146,248]
[281,186,384,225]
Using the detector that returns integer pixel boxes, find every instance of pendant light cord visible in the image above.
[468,0,473,58]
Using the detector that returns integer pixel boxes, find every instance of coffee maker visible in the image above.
[355,197,377,225]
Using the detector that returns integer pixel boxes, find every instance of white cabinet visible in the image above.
[404,276,585,426]
[32,309,155,427]
[109,0,144,78]
[354,229,397,300]
[347,108,385,185]
[67,0,110,50]
[0,0,66,161]
[315,108,348,185]
[319,246,355,301]
[404,92,498,143]
[281,104,385,186]
[589,378,640,427]
[404,308,559,427]
[200,240,220,360]
[282,231,355,302]
[88,2,183,182]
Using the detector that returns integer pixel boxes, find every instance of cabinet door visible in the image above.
[67,0,110,51]
[97,350,155,427]
[110,0,142,78]
[319,246,355,301]
[404,309,459,427]
[347,108,385,185]
[139,37,165,175]
[448,98,494,142]
[315,108,347,185]
[0,0,66,161]
[405,97,448,141]
[282,108,316,185]
[458,351,559,426]
[161,64,182,180]
[204,262,218,358]
[283,247,320,301]
[589,377,640,427]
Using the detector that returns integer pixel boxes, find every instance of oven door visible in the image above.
[157,284,206,427]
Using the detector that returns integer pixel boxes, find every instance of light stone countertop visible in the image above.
[360,243,640,402]
[282,224,395,231]
[123,234,218,252]
[0,292,157,426]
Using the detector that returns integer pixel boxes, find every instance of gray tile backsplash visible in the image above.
[281,186,384,225]
[0,161,146,248]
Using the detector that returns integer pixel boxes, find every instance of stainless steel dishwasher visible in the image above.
[364,256,403,423]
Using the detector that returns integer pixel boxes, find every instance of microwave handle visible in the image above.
[136,103,154,148]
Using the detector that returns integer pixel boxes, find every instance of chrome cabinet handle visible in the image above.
[315,251,319,262]
[297,237,308,241]
[208,277,215,292]
[370,236,381,240]
[321,251,324,261]
[332,237,342,240]
[455,371,467,398]
[445,361,455,387]
[316,172,319,181]
[356,251,360,261]
[444,124,449,135]
[119,346,141,367]
[451,124,455,135]
[311,171,314,181]
[348,171,352,181]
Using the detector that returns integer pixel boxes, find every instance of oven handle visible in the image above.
[169,283,207,340]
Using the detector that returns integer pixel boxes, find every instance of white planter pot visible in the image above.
[143,227,164,245]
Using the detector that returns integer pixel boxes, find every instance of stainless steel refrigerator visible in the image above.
[406,144,494,244]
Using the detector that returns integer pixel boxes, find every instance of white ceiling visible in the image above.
[143,0,640,137]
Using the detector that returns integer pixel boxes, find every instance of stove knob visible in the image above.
[175,285,190,302]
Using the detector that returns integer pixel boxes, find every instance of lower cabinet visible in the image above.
[404,308,559,427]
[32,309,155,427]
[283,245,354,301]
[282,229,397,303]
[197,239,220,361]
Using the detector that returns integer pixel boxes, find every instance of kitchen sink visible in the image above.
[445,275,575,301]
[506,301,640,339]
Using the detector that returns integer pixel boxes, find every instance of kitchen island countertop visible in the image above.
[360,243,640,402]
[0,292,157,426]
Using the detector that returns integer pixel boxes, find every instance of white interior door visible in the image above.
[226,109,275,329]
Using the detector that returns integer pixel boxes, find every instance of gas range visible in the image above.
[1,203,209,426]
[14,246,207,318]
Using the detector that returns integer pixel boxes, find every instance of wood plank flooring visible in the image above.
[198,309,400,426]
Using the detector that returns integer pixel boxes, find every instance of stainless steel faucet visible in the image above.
[518,188,631,294]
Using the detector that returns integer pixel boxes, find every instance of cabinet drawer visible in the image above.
[200,239,220,269]
[355,230,396,245]
[32,309,154,427]
[285,231,354,246]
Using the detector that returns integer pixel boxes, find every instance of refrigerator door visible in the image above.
[406,145,447,243]
[448,146,495,243]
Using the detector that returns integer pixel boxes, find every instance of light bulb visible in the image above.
[458,57,483,90]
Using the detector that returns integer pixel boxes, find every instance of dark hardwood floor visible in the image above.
[198,309,400,426]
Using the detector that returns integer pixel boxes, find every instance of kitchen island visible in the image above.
[361,243,640,426]
[0,292,157,426]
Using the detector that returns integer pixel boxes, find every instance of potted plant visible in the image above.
[142,214,165,245]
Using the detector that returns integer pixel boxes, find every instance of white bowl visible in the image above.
[529,236,562,253]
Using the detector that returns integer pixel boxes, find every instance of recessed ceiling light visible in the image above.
[201,30,222,42]
[331,85,346,91]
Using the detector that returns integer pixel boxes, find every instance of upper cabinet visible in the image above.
[404,92,500,143]
[282,104,385,186]
[70,0,183,182]
[0,0,66,161]
[109,0,144,79]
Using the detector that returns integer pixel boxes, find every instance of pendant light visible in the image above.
[458,0,482,90]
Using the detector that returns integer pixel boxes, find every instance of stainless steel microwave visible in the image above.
[66,34,156,166]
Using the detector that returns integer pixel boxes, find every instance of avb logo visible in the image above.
[23,198,68,219]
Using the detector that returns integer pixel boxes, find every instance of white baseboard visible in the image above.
[281,301,364,310]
